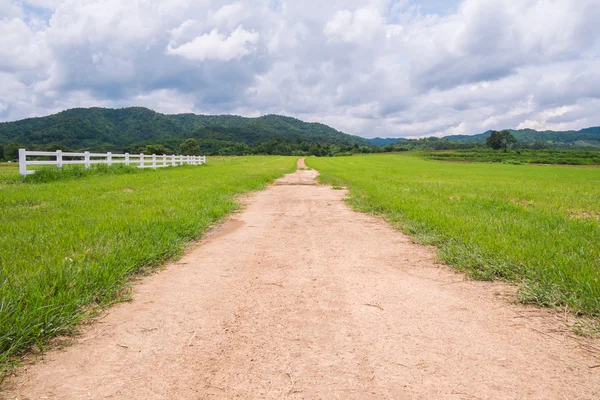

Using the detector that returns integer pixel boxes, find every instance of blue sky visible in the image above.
[1,0,599,138]
[408,0,460,15]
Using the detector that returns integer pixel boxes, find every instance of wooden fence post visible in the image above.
[140,153,144,169]
[107,152,112,166]
[125,153,130,166]
[84,151,90,168]
[152,154,156,169]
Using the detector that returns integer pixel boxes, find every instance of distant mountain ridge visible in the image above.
[0,107,372,151]
[366,137,407,146]
[444,127,600,147]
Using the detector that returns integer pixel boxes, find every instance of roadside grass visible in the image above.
[422,149,600,165]
[307,153,600,319]
[0,156,296,377]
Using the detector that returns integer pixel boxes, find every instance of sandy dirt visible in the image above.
[4,158,600,399]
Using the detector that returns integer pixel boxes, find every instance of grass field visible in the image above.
[422,149,600,165]
[0,156,296,374]
[308,153,600,318]
[0,163,17,177]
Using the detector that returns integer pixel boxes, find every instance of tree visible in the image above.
[486,130,517,150]
[3,143,21,161]
[309,143,324,156]
[179,138,201,155]
[143,144,171,155]
[47,144,71,152]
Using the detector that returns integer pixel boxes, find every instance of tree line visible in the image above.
[1,129,591,162]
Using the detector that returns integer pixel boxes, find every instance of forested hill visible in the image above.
[444,127,600,147]
[0,107,372,151]
[3,107,598,156]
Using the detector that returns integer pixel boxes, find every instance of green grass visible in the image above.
[0,156,296,376]
[0,163,18,178]
[422,149,600,165]
[1,164,146,185]
[307,153,600,317]
[0,162,189,184]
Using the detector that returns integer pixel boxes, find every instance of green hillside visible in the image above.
[0,107,371,153]
[3,107,599,158]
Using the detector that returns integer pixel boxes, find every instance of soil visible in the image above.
[4,158,599,399]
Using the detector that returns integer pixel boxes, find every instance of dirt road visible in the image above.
[5,159,600,399]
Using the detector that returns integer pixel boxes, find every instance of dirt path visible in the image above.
[5,158,600,399]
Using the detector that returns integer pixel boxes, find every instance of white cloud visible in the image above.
[167,25,259,61]
[516,105,585,131]
[0,18,50,73]
[0,0,24,18]
[212,2,245,28]
[129,89,197,115]
[324,7,383,43]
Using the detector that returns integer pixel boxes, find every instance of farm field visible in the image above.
[0,156,296,373]
[307,153,600,317]
[0,163,18,177]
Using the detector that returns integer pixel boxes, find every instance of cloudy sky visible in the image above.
[1,0,599,138]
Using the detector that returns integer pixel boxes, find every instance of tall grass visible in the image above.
[1,164,146,186]
[308,153,600,317]
[0,156,296,375]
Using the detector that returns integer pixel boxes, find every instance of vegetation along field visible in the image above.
[422,149,600,165]
[0,156,296,375]
[307,153,600,318]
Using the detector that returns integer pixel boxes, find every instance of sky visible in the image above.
[1,0,600,138]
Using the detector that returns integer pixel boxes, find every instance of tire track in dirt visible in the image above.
[3,158,599,399]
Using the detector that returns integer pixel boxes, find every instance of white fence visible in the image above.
[18,149,206,177]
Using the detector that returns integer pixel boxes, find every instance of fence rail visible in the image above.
[18,149,206,177]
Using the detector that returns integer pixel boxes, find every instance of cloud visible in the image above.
[167,25,259,61]
[0,18,50,73]
[324,8,383,43]
[1,0,600,138]
[0,0,24,18]
[212,1,246,28]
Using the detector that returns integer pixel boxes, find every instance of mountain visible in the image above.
[3,107,599,156]
[0,107,372,151]
[445,128,600,147]
[366,137,406,146]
